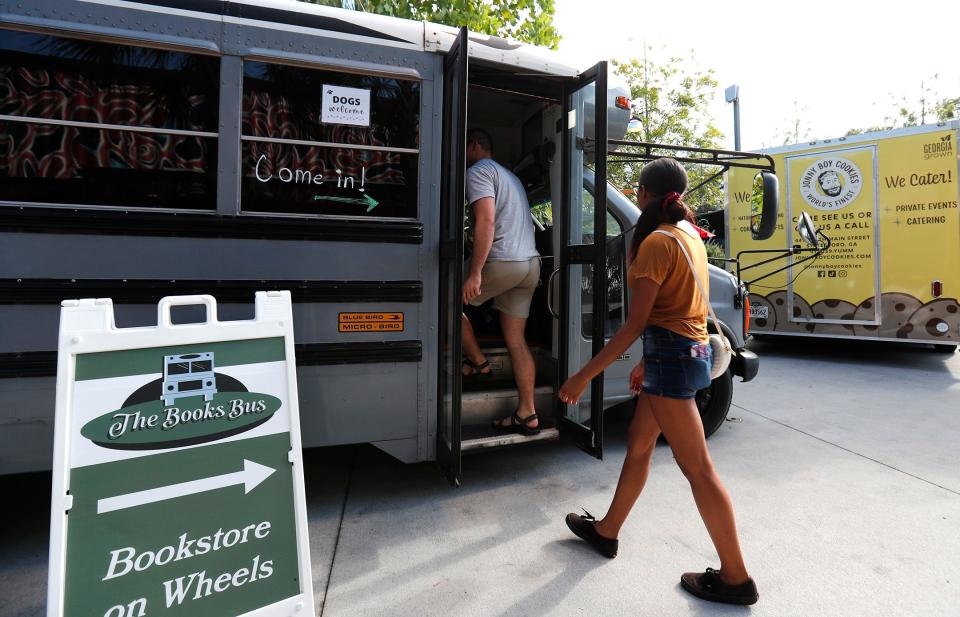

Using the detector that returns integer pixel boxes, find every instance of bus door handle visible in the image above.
[546,268,560,319]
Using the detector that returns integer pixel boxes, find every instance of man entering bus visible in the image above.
[461,128,542,435]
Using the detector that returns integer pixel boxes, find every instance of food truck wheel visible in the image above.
[696,370,734,439]
[933,344,957,354]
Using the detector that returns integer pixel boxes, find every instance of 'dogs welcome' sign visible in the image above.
[47,292,313,617]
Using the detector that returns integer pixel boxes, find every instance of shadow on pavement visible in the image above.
[0,471,51,617]
[748,335,958,375]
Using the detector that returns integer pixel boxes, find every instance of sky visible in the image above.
[553,0,960,150]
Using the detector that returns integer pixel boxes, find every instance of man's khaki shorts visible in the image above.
[467,257,541,318]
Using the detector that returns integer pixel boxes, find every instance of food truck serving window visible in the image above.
[0,30,219,210]
[241,61,420,219]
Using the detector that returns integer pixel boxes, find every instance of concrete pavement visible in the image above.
[2,339,958,616]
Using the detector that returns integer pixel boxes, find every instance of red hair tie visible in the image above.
[661,192,682,209]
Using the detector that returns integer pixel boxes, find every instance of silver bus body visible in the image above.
[0,0,755,481]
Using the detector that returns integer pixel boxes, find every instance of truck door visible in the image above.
[437,27,468,486]
[559,62,608,458]
[785,146,881,331]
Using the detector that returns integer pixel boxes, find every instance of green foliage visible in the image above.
[934,96,959,123]
[301,0,561,49]
[610,46,725,215]
[846,75,958,136]
[530,199,553,228]
[703,240,732,272]
[776,101,812,145]
[704,239,726,261]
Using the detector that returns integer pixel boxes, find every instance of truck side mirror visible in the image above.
[796,212,820,248]
[750,171,779,241]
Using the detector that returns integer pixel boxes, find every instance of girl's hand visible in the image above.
[629,360,645,394]
[558,373,589,405]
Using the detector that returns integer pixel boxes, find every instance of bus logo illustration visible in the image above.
[80,350,283,450]
[799,156,862,211]
[162,352,217,406]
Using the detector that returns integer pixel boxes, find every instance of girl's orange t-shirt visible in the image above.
[627,223,710,344]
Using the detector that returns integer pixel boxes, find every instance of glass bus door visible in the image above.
[558,62,608,459]
[437,27,468,486]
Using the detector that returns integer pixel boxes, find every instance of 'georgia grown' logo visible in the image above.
[81,352,281,450]
[799,156,862,211]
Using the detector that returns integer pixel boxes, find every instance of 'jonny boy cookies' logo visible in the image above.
[799,157,862,211]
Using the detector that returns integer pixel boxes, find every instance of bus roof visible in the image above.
[757,120,960,155]
[34,0,582,77]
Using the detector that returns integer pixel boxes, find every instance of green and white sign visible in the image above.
[48,293,314,617]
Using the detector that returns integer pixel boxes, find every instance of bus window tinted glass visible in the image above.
[242,142,417,218]
[0,122,216,209]
[243,61,419,149]
[241,61,420,218]
[0,30,219,131]
[581,187,626,338]
[0,30,218,210]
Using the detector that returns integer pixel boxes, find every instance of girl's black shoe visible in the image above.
[680,567,759,605]
[564,509,618,558]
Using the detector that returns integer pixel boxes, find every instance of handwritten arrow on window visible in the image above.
[313,194,380,212]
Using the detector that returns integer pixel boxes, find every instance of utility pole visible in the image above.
[725,84,741,150]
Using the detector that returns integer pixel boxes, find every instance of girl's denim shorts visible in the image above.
[641,326,713,400]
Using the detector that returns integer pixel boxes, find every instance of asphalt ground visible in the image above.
[2,337,958,616]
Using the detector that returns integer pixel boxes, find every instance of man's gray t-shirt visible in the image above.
[465,158,539,261]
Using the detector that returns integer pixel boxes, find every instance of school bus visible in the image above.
[0,0,778,483]
[727,123,960,352]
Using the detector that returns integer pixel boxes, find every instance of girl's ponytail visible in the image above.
[628,160,695,261]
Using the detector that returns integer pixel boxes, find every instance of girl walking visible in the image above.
[558,158,758,606]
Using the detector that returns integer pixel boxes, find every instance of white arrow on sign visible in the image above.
[97,459,276,514]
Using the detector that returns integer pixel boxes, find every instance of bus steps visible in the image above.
[460,385,557,453]
[461,346,554,386]
[461,426,560,453]
[461,386,554,425]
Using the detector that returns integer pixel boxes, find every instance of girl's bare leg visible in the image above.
[645,392,750,584]
[593,394,661,539]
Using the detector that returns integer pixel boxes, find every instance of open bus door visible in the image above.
[558,62,608,458]
[437,27,468,486]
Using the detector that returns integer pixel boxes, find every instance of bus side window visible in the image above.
[240,61,421,219]
[0,29,219,210]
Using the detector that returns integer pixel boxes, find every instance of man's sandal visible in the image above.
[462,358,492,377]
[491,411,540,435]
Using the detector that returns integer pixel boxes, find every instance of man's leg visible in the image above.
[498,312,538,428]
[461,313,490,375]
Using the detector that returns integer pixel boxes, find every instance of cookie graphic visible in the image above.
[810,299,857,335]
[852,293,922,338]
[748,294,777,332]
[898,299,960,341]
[766,290,816,333]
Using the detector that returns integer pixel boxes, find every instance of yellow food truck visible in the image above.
[726,122,959,352]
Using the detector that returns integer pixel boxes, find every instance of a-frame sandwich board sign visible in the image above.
[47,292,314,617]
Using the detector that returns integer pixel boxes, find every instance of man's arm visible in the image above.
[463,197,495,304]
